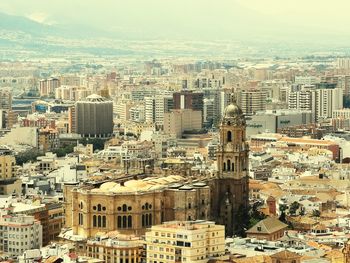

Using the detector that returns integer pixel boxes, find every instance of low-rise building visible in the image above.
[246,217,287,241]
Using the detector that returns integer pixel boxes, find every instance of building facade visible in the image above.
[74,94,113,138]
[145,221,225,263]
[0,214,43,257]
[209,96,249,236]
[64,175,210,238]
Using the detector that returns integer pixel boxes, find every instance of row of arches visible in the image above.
[90,203,153,212]
[90,214,153,229]
[93,215,106,228]
[223,160,235,172]
[142,213,152,227]
[117,215,132,228]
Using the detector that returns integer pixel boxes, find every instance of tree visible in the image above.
[289,201,300,216]
[278,204,288,222]
[53,144,75,157]
[235,204,250,237]
[249,204,267,229]
[80,138,105,151]
[312,209,321,217]
[15,149,43,165]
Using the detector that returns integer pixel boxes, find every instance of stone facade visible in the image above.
[209,97,249,236]
[64,176,210,238]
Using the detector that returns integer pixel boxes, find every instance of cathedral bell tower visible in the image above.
[210,94,249,236]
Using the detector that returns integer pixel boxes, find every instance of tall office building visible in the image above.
[288,87,343,122]
[337,58,350,70]
[145,95,174,126]
[74,94,113,138]
[173,91,204,116]
[163,109,202,138]
[288,90,312,111]
[314,87,343,122]
[145,96,156,124]
[39,78,60,97]
[0,88,12,110]
[238,90,267,115]
[203,98,215,127]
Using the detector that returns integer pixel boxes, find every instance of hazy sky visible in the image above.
[1,0,350,40]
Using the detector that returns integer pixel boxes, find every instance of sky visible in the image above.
[1,0,350,41]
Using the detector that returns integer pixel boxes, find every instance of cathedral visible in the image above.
[64,95,249,238]
[209,95,250,236]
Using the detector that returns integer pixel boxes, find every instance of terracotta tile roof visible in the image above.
[270,250,301,259]
[246,217,287,234]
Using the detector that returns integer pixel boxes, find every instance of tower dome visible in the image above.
[222,95,245,126]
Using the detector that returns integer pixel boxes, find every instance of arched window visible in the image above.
[232,162,235,172]
[98,215,101,227]
[149,213,152,225]
[123,216,127,228]
[142,214,145,227]
[122,204,127,212]
[80,202,83,209]
[117,216,122,228]
[79,213,83,225]
[227,131,232,142]
[128,215,132,228]
[227,160,231,171]
[102,216,106,228]
[223,162,226,171]
[188,215,192,220]
[145,214,149,226]
[93,215,97,227]
[97,204,102,211]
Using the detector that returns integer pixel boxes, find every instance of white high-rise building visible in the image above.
[238,90,267,116]
[0,214,43,257]
[315,87,343,122]
[145,96,156,124]
[288,87,343,122]
[337,58,350,70]
[145,95,173,126]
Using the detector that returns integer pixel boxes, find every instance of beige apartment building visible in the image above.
[145,221,225,263]
[163,109,202,138]
[0,154,15,179]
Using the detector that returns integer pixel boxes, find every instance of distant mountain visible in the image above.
[0,12,53,36]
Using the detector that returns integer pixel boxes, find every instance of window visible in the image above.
[227,160,231,171]
[117,216,122,228]
[102,216,106,228]
[79,213,83,225]
[93,215,97,227]
[128,215,132,228]
[227,131,232,142]
[123,216,127,228]
[98,215,101,227]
